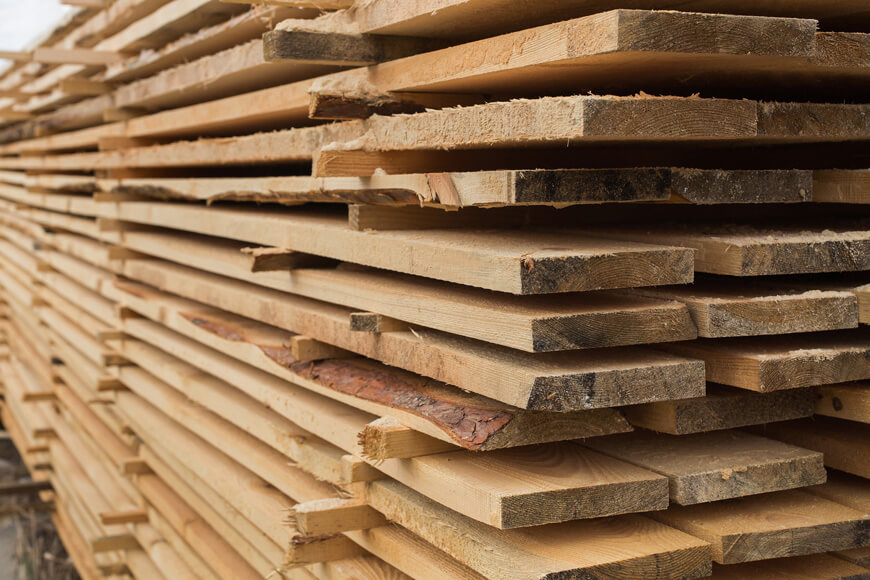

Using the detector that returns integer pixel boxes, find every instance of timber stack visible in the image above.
[0,0,867,578]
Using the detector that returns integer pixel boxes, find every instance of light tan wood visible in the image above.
[60,79,115,96]
[111,280,636,452]
[652,490,870,564]
[710,553,870,579]
[761,417,870,478]
[660,331,870,391]
[32,48,123,66]
[583,430,825,504]
[593,223,870,277]
[116,259,706,411]
[290,498,387,537]
[623,385,814,435]
[815,381,870,423]
[108,201,695,295]
[366,478,711,579]
[348,0,870,39]
[629,282,859,338]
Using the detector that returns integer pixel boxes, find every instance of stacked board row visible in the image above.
[0,0,868,578]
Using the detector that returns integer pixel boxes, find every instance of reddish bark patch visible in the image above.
[282,358,514,450]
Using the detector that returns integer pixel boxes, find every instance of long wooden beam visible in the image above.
[114,259,706,411]
[118,229,698,351]
[103,202,695,294]
[348,0,870,38]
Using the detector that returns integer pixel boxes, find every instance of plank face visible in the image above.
[119,228,700,352]
[593,224,870,276]
[815,381,870,423]
[367,478,711,580]
[110,202,696,294]
[623,385,815,434]
[630,283,858,338]
[377,442,670,528]
[583,430,825,504]
[119,257,707,412]
[710,553,870,579]
[652,490,870,564]
[661,330,870,391]
[762,417,870,478]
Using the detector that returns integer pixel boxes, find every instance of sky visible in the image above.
[0,0,73,51]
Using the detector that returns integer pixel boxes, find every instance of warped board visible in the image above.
[591,223,870,277]
[815,381,870,423]
[119,229,698,351]
[366,478,711,579]
[107,202,696,294]
[761,417,870,478]
[629,281,859,338]
[120,308,634,452]
[103,167,812,207]
[117,258,706,411]
[114,332,671,529]
[661,330,870,391]
[652,490,870,564]
[346,0,870,38]
[623,385,815,434]
[583,430,825,504]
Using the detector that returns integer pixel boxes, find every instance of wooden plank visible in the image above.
[652,490,870,564]
[223,0,352,7]
[116,331,670,529]
[105,168,683,207]
[814,170,870,204]
[591,223,870,277]
[60,79,115,96]
[118,313,632,454]
[289,498,387,537]
[116,259,706,410]
[263,30,443,65]
[322,95,757,154]
[761,417,870,478]
[348,0,870,39]
[623,385,815,435]
[629,282,859,338]
[660,330,870,391]
[32,48,123,66]
[815,381,870,423]
[108,202,695,294]
[113,38,336,113]
[367,478,711,579]
[119,229,698,351]
[583,430,825,504]
[807,471,870,513]
[710,553,870,579]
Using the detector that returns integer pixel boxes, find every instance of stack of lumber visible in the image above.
[0,0,867,578]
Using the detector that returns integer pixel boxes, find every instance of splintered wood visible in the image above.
[0,0,867,579]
